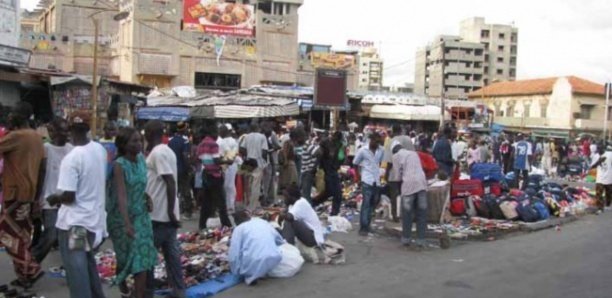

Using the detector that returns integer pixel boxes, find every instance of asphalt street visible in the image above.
[1,211,612,298]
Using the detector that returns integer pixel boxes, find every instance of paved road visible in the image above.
[2,212,611,298]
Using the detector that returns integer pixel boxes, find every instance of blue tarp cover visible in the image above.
[136,106,190,122]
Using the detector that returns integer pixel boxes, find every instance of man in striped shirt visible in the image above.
[300,133,321,203]
[197,125,232,230]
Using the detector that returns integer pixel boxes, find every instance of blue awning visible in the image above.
[136,106,190,122]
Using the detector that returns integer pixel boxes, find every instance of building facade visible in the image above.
[468,76,610,138]
[21,0,306,89]
[357,47,383,91]
[459,17,518,85]
[414,35,485,100]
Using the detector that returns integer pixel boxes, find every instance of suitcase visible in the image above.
[470,163,505,182]
[451,179,484,198]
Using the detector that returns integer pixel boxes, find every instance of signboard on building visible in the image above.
[0,44,31,66]
[347,40,375,48]
[183,0,255,36]
[0,0,19,47]
[315,69,347,108]
[310,52,355,70]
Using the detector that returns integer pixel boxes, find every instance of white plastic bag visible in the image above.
[268,243,304,278]
[327,216,352,233]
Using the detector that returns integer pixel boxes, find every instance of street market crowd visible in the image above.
[0,102,611,298]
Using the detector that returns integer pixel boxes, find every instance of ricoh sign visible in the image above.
[347,40,375,48]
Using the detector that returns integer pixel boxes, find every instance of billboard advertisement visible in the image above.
[315,69,347,108]
[183,0,255,36]
[310,52,355,70]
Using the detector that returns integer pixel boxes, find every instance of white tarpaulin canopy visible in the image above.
[369,104,450,121]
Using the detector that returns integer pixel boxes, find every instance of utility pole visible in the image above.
[605,82,611,143]
[440,40,446,130]
[91,18,99,138]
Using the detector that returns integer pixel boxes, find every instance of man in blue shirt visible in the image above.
[513,134,532,189]
[353,132,384,236]
[432,127,454,177]
[228,208,285,285]
[168,122,193,220]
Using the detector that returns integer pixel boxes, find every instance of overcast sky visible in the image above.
[21,0,612,86]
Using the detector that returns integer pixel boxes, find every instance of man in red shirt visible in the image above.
[197,124,232,231]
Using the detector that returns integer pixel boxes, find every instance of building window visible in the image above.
[524,104,530,117]
[484,54,489,61]
[510,57,517,65]
[580,105,595,119]
[511,46,517,54]
[509,69,516,77]
[475,62,482,68]
[482,42,489,50]
[511,33,518,42]
[475,49,483,56]
[484,79,489,85]
[499,33,505,39]
[361,78,367,82]
[474,74,482,81]
[497,57,504,62]
[541,103,548,118]
[481,30,490,38]
[484,66,489,73]
[498,45,504,52]
[506,106,514,117]
[497,69,503,75]
[194,72,241,90]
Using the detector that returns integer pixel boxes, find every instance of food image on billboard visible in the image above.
[310,52,355,70]
[183,0,255,36]
[315,69,347,108]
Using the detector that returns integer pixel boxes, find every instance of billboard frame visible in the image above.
[314,68,347,108]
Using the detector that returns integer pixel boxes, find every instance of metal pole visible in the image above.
[605,82,610,143]
[91,18,99,138]
[440,41,446,130]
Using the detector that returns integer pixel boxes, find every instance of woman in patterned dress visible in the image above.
[107,127,157,298]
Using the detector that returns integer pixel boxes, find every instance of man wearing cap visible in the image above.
[0,102,45,288]
[392,141,428,248]
[168,121,193,220]
[47,110,107,297]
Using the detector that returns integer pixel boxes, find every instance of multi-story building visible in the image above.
[357,47,383,91]
[459,17,518,85]
[20,0,306,89]
[468,76,609,138]
[414,35,485,99]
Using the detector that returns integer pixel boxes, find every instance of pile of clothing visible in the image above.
[90,227,233,290]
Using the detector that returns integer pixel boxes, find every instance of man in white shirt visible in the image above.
[590,144,612,213]
[32,118,74,264]
[239,122,269,209]
[218,125,240,213]
[47,111,106,298]
[144,120,185,298]
[279,184,325,247]
[353,132,384,236]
